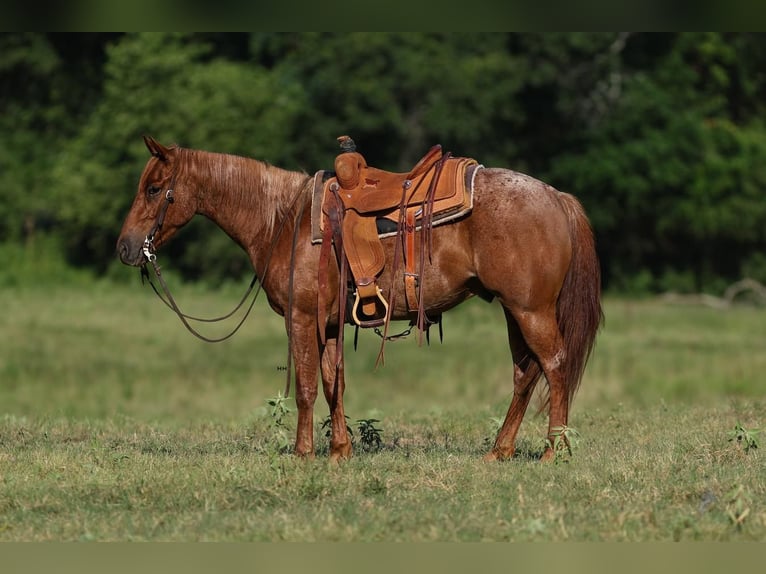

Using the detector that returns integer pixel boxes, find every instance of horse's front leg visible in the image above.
[289,316,320,458]
[320,331,352,462]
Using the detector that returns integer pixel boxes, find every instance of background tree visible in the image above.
[547,33,766,291]
[249,32,526,169]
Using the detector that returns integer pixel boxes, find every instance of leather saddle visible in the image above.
[314,136,480,329]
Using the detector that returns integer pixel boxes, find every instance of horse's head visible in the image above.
[117,136,197,266]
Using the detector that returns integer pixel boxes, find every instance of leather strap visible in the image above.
[328,186,348,369]
[316,210,335,346]
[404,209,418,313]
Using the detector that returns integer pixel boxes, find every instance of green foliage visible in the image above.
[728,423,760,454]
[0,34,78,241]
[356,418,383,452]
[265,392,292,455]
[742,252,766,285]
[482,416,504,450]
[250,32,525,169]
[0,235,93,288]
[547,33,766,293]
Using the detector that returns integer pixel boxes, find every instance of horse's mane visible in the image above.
[178,147,311,235]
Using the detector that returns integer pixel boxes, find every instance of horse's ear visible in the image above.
[143,135,169,162]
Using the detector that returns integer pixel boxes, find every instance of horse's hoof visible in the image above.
[329,453,351,465]
[483,449,513,462]
[329,444,352,463]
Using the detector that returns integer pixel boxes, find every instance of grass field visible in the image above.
[0,274,764,541]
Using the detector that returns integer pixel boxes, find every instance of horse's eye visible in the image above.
[147,185,161,196]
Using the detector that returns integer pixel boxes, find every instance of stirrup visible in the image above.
[351,286,389,328]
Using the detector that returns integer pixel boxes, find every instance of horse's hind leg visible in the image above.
[510,306,569,462]
[320,332,353,461]
[484,308,543,461]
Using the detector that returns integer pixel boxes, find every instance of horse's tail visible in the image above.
[555,192,604,406]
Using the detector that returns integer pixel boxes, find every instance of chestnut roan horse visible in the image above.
[117,136,602,462]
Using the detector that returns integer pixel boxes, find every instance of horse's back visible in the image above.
[472,168,569,225]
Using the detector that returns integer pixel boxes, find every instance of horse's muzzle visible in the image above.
[116,236,145,267]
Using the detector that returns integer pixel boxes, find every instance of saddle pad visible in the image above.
[310,163,483,244]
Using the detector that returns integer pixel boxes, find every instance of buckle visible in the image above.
[142,236,157,262]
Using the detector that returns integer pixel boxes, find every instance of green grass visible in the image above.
[0,277,764,541]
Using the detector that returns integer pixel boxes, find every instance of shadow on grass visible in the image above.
[312,430,547,461]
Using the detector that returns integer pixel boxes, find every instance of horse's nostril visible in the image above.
[117,239,132,264]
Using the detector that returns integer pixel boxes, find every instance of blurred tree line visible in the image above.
[2,32,765,292]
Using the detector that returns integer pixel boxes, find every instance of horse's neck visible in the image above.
[191,151,310,266]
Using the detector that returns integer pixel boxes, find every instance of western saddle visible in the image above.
[314,136,480,336]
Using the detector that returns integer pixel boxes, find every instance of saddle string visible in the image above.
[328,185,349,371]
[373,179,412,366]
[416,152,451,341]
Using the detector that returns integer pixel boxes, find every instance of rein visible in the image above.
[140,254,261,344]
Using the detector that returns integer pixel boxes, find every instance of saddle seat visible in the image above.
[335,142,445,214]
[314,136,480,329]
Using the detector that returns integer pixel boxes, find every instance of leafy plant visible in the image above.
[356,418,383,452]
[728,423,760,454]
[265,392,292,455]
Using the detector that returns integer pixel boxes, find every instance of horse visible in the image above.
[117,136,603,462]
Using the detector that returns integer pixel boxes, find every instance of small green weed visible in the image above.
[319,416,383,452]
[265,392,292,455]
[356,418,383,452]
[728,423,760,454]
